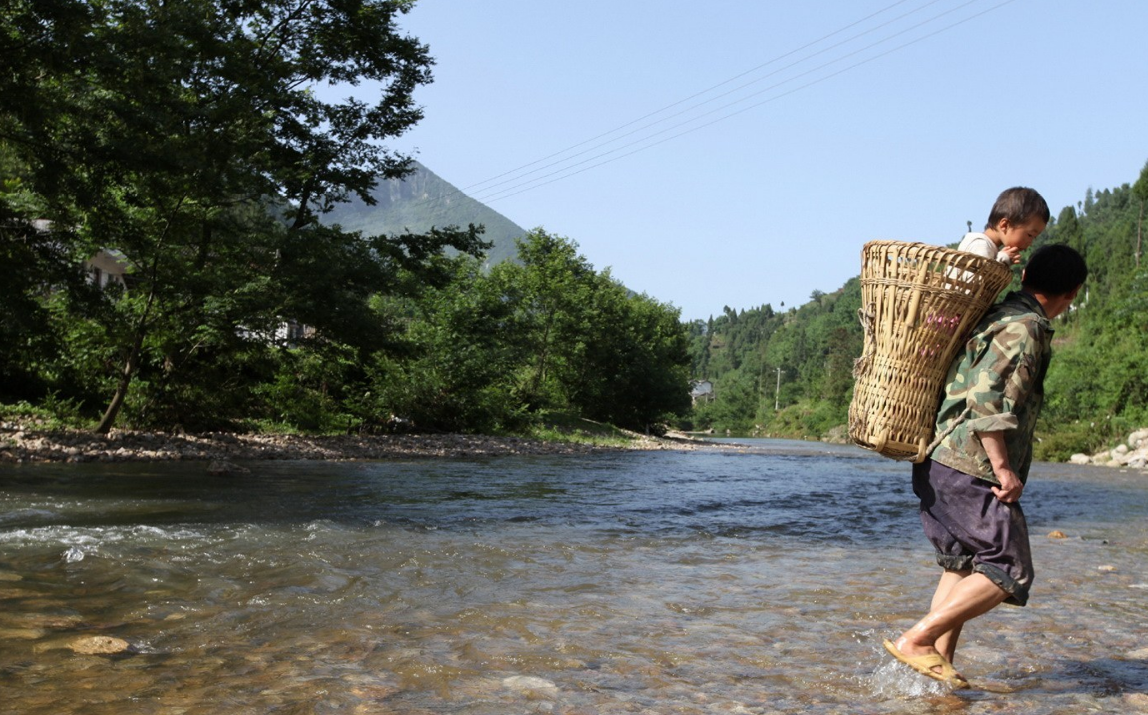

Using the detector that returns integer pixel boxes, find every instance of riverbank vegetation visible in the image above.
[685,162,1148,460]
[0,1,691,439]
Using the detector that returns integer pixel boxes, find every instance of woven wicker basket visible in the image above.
[848,241,1014,462]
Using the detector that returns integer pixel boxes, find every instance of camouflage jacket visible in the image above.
[929,291,1053,485]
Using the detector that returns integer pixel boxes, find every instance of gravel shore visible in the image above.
[0,424,713,465]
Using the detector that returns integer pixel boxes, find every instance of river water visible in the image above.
[1,439,1146,714]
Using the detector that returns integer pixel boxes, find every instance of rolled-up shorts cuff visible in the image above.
[934,552,974,572]
[974,562,1029,607]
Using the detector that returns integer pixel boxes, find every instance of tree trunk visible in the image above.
[1137,201,1144,268]
[95,276,159,434]
[529,309,556,403]
[94,331,145,434]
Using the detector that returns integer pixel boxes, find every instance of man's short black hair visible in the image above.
[1022,244,1087,296]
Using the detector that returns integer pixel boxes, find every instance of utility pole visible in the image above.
[775,367,782,411]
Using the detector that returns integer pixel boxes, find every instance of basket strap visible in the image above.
[854,303,877,378]
[922,406,972,459]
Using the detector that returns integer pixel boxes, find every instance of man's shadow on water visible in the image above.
[1053,656,1148,692]
[980,656,1148,697]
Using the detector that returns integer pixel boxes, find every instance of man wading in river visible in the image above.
[884,244,1088,688]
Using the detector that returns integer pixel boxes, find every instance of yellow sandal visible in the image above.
[883,639,970,689]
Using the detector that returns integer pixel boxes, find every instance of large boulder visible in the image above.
[1128,428,1148,449]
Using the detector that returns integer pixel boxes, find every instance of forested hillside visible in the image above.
[686,162,1148,459]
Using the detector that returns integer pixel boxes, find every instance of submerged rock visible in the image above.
[69,635,131,655]
[1124,692,1148,711]
[207,460,250,476]
[502,675,559,696]
[0,628,46,640]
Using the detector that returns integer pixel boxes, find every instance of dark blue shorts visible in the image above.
[912,459,1033,606]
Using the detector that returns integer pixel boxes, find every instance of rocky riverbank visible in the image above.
[0,423,713,465]
[1069,427,1148,470]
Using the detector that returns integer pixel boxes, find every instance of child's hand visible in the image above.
[999,245,1022,264]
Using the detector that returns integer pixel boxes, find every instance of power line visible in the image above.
[412,0,946,212]
[412,0,1018,209]
[461,0,955,203]
[459,0,927,195]
[474,0,1018,205]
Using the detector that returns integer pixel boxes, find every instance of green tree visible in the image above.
[481,229,691,430]
[490,229,596,409]
[362,255,527,432]
[1132,160,1148,267]
[1,0,484,432]
[572,282,691,431]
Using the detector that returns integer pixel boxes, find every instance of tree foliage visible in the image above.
[1,0,484,431]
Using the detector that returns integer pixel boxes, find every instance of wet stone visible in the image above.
[69,635,131,655]
[8,614,84,630]
[0,627,46,640]
[207,460,251,476]
[502,675,559,696]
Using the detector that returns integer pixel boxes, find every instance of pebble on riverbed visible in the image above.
[502,675,559,697]
[69,636,131,655]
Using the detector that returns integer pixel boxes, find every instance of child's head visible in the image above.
[985,187,1050,251]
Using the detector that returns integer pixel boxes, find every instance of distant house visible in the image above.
[690,379,714,405]
[27,219,132,289]
[85,248,131,289]
[236,318,316,348]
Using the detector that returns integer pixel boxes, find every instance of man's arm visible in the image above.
[978,430,1023,503]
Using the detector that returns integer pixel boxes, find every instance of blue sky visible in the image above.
[381,0,1148,321]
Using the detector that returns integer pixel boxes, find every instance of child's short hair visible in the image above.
[986,187,1050,229]
[1022,244,1087,296]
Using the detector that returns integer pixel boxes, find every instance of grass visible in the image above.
[0,397,90,431]
[519,410,639,447]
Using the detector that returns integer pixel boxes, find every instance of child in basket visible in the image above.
[958,187,1050,263]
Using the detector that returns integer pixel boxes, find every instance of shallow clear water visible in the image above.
[2,439,1147,714]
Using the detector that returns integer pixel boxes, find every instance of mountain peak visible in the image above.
[322,161,526,265]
